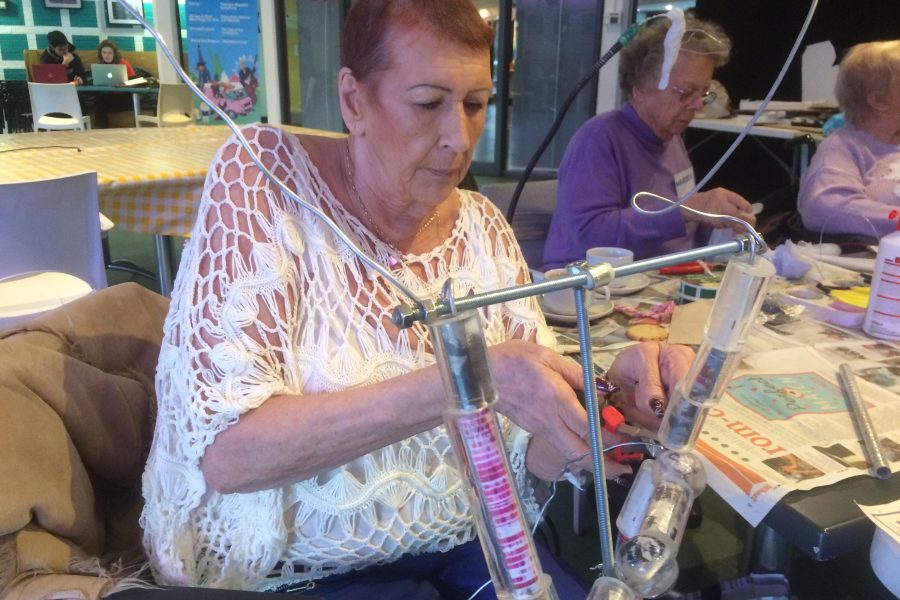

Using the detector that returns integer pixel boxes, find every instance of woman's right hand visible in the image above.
[488,340,591,469]
[683,187,756,231]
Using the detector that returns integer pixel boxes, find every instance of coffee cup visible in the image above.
[538,268,610,316]
[587,247,636,290]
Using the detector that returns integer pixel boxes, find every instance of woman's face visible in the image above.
[100,46,115,63]
[631,51,716,142]
[352,26,492,214]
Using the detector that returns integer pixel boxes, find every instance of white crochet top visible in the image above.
[140,125,556,591]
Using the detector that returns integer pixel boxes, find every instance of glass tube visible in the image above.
[431,310,556,600]
[659,257,775,451]
[587,576,637,600]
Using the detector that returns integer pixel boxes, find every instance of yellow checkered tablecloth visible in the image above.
[0,125,342,236]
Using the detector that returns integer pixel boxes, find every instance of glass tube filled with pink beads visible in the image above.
[431,310,557,600]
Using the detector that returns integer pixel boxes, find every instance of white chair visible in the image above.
[137,83,195,127]
[27,82,91,131]
[0,172,107,329]
[480,179,558,270]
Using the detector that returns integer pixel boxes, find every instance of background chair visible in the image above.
[136,83,195,127]
[27,81,91,131]
[480,179,558,270]
[0,172,106,329]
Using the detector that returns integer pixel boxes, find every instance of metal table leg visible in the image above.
[154,234,176,297]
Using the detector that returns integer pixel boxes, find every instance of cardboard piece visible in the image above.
[667,299,714,346]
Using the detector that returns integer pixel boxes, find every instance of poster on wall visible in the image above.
[184,0,265,124]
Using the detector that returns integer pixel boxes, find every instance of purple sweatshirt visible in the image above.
[543,103,700,268]
[798,124,900,238]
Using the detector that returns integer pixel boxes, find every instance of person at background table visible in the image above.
[543,14,755,268]
[97,39,136,78]
[93,39,136,129]
[798,40,900,238]
[140,0,694,596]
[40,30,86,85]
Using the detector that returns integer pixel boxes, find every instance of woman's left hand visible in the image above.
[606,342,695,430]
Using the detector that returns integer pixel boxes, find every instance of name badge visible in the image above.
[674,167,695,199]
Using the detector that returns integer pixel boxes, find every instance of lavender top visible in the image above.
[798,124,900,238]
[543,103,700,268]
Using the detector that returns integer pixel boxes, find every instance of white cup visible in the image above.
[587,247,635,290]
[539,268,610,316]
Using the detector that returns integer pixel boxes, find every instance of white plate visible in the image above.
[604,273,652,296]
[542,300,614,324]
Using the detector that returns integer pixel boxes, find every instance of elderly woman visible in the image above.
[798,40,900,237]
[141,1,692,596]
[543,14,755,267]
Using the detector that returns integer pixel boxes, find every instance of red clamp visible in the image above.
[601,405,644,463]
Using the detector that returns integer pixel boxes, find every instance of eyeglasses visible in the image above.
[668,84,717,107]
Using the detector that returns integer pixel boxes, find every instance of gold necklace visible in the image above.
[343,141,440,257]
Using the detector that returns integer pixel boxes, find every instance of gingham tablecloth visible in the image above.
[0,125,342,236]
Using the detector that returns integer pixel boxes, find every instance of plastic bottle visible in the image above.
[864,213,900,340]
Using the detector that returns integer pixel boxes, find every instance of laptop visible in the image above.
[91,64,128,86]
[33,63,68,84]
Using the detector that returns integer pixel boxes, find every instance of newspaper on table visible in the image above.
[697,320,900,526]
[858,498,900,545]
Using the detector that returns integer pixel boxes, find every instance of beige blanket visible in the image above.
[0,283,168,600]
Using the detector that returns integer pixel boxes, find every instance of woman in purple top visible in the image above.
[544,15,754,267]
[798,41,900,238]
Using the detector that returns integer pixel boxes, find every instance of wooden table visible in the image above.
[0,124,342,296]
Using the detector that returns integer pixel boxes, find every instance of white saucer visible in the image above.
[542,300,614,324]
[605,273,652,296]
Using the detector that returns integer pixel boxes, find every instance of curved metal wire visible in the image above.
[633,190,767,255]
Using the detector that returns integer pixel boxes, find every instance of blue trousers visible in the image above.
[297,538,590,599]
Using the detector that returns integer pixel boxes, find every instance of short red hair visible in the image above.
[342,0,494,85]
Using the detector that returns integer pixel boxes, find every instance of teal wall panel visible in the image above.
[4,68,27,80]
[0,0,26,26]
[72,34,101,53]
[69,0,99,27]
[109,35,136,51]
[0,34,29,61]
[30,2,63,27]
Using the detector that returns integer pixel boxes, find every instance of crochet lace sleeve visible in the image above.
[166,125,308,459]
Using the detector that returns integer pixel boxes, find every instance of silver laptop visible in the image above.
[91,64,128,86]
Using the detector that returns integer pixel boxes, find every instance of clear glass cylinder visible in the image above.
[658,382,712,452]
[613,451,705,598]
[587,576,637,600]
[659,258,774,452]
[431,310,556,600]
[613,534,679,598]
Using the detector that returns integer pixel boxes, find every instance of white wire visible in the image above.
[110,0,423,307]
[632,0,820,220]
